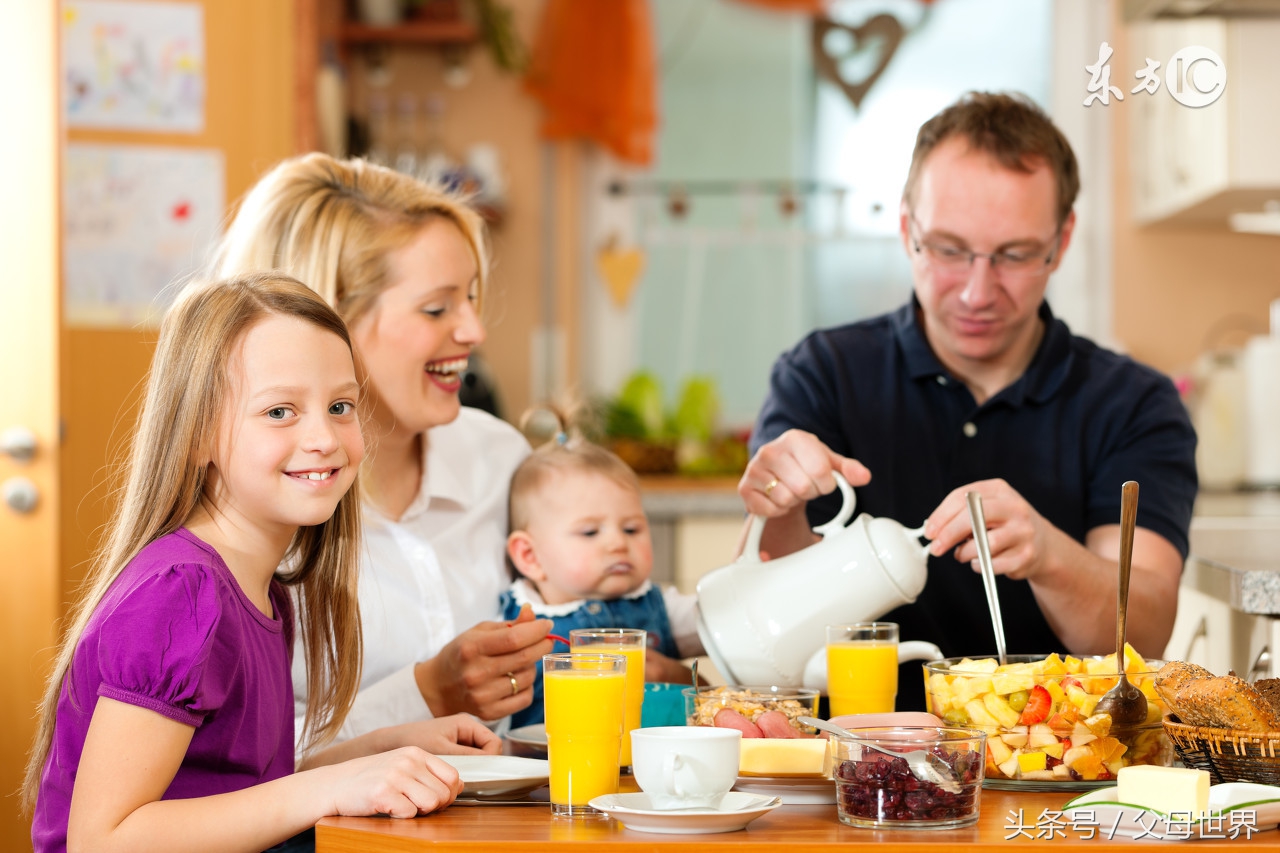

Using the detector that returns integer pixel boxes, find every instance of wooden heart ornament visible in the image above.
[596,244,646,308]
[812,14,905,110]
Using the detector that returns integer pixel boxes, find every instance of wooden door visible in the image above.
[0,1,61,849]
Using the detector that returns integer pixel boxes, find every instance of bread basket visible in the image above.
[1163,716,1280,784]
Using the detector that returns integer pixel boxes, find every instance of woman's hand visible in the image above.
[414,603,555,720]
[392,713,502,755]
[644,649,701,684]
[325,747,462,819]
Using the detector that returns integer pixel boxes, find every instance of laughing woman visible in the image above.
[213,154,554,748]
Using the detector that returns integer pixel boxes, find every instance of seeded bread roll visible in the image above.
[1173,675,1280,731]
[1154,661,1213,715]
[1254,678,1280,717]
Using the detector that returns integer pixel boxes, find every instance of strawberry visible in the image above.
[1018,684,1052,726]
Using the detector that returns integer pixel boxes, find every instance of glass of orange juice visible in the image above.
[827,622,899,715]
[544,652,626,817]
[569,628,645,769]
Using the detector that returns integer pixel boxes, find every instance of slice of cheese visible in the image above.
[1116,765,1210,818]
[738,738,829,777]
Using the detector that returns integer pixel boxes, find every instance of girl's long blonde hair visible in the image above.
[23,274,364,810]
[210,152,490,330]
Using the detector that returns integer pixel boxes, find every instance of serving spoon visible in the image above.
[798,717,961,794]
[1093,480,1149,729]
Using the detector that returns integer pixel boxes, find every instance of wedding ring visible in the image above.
[507,672,519,696]
[764,478,779,496]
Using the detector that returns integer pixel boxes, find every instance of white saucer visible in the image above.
[733,774,835,805]
[436,755,549,798]
[506,723,548,751]
[587,791,781,834]
[1063,782,1280,841]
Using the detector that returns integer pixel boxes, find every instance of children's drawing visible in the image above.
[63,1,205,132]
[64,144,224,326]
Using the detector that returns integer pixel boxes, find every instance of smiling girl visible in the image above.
[212,155,552,743]
[24,275,494,853]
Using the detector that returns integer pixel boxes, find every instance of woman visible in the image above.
[213,153,553,744]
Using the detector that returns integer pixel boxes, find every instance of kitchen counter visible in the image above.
[1189,491,1280,615]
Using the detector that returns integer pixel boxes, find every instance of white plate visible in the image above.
[507,724,548,751]
[436,755,549,798]
[588,791,781,834]
[733,774,835,804]
[1063,782,1280,841]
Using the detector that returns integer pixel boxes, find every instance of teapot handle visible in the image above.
[740,472,857,563]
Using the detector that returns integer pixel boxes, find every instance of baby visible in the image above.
[501,429,704,728]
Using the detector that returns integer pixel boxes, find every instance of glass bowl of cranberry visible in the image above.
[831,726,986,830]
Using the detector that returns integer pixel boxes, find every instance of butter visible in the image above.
[738,738,829,777]
[1116,765,1211,818]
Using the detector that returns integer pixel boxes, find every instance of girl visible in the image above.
[212,154,551,741]
[24,274,495,853]
[501,419,705,728]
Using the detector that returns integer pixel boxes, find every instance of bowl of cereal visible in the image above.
[684,685,819,735]
[923,650,1173,791]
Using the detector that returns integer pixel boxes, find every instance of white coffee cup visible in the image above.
[630,726,741,811]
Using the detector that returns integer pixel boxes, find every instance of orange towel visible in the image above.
[524,0,658,165]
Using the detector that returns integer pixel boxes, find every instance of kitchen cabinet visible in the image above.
[1128,17,1280,225]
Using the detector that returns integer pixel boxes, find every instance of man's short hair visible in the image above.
[903,91,1080,227]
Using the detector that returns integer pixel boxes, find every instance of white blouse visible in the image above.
[293,406,531,746]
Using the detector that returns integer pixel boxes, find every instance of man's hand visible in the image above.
[738,430,871,561]
[923,478,1183,655]
[414,604,555,721]
[739,429,870,518]
[924,478,1053,580]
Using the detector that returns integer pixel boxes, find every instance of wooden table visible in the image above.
[316,785,1278,852]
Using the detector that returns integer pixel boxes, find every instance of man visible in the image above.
[741,92,1197,711]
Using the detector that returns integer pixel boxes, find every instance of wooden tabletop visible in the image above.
[316,785,1278,852]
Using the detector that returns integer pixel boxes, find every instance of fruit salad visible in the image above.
[923,647,1173,783]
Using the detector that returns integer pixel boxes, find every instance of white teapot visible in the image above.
[695,473,939,688]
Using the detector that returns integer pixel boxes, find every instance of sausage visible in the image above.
[713,708,763,738]
[755,710,804,738]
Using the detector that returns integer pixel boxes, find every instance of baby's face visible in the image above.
[522,470,653,605]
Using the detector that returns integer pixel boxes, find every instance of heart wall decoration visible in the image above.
[811,14,906,111]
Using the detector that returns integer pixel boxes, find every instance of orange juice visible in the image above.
[827,640,898,715]
[544,667,625,808]
[586,643,644,766]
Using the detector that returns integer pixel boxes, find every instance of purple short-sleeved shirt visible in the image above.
[32,528,295,853]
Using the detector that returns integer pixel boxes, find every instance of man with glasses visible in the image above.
[740,92,1196,711]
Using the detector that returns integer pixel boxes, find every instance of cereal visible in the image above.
[686,686,818,733]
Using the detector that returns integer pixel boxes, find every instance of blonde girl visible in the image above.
[24,274,494,853]
[213,154,551,741]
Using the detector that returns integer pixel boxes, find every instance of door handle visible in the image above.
[0,426,37,463]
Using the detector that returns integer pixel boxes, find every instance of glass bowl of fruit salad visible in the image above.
[922,650,1174,791]
[831,726,986,829]
[683,685,819,735]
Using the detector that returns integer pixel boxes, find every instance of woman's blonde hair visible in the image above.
[23,274,364,810]
[508,405,641,533]
[210,152,490,328]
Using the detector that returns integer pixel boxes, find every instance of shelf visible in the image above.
[339,19,479,46]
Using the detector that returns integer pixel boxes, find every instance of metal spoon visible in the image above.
[966,492,1007,666]
[798,717,961,794]
[1094,481,1149,728]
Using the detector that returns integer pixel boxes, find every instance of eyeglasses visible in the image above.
[908,213,1061,280]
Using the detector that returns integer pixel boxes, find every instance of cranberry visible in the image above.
[835,749,983,824]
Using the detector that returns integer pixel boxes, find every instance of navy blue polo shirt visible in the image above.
[751,299,1197,711]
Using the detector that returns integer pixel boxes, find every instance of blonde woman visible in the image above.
[24,275,496,853]
[213,155,552,742]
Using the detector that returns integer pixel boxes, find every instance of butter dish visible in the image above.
[1063,782,1280,841]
